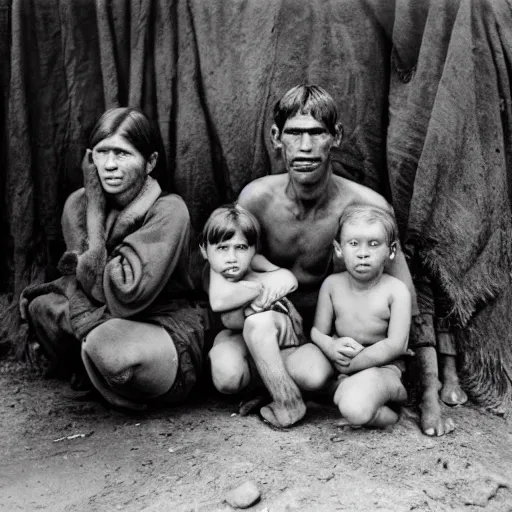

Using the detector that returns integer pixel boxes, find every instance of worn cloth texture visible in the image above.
[2,0,512,412]
[21,175,207,402]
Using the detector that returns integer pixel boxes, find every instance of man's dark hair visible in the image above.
[273,84,339,135]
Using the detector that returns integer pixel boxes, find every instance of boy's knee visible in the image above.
[209,348,248,394]
[337,395,375,426]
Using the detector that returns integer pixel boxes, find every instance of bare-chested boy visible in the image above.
[202,205,307,427]
[311,204,411,428]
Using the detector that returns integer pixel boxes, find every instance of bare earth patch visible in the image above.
[1,360,511,512]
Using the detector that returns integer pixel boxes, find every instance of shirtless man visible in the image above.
[235,84,454,436]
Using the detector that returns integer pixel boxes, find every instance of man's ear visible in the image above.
[333,240,343,259]
[146,151,158,175]
[270,124,282,150]
[333,122,343,148]
[389,241,398,260]
[199,244,208,260]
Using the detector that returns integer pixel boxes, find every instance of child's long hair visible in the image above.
[338,204,398,246]
[201,204,261,249]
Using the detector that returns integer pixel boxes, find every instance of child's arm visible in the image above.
[342,280,411,374]
[310,279,363,366]
[208,269,262,312]
[249,256,298,311]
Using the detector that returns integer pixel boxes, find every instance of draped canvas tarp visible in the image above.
[1,0,512,412]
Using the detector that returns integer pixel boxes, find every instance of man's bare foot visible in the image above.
[420,391,455,436]
[239,393,270,416]
[259,397,306,428]
[440,354,468,406]
[440,379,468,406]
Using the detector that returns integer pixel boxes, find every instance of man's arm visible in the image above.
[385,244,419,316]
[208,270,262,312]
[343,281,411,374]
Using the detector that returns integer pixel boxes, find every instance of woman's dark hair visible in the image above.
[89,107,168,190]
[273,84,339,135]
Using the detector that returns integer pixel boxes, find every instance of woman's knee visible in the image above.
[83,319,138,379]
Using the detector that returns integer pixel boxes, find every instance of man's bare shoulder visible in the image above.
[332,176,390,210]
[238,174,287,211]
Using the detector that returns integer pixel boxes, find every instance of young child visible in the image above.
[311,204,412,428]
[201,204,307,427]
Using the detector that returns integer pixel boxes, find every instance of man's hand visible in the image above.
[327,336,364,368]
[250,269,297,310]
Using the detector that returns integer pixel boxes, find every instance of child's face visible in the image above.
[203,231,256,282]
[335,219,394,281]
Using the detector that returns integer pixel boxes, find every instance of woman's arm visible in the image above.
[103,195,191,317]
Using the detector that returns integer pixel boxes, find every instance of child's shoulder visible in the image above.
[380,274,411,299]
[322,272,349,289]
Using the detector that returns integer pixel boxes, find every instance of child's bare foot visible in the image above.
[259,397,306,428]
[441,379,468,406]
[420,390,455,436]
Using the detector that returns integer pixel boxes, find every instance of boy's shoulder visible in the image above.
[380,274,411,298]
[322,271,349,289]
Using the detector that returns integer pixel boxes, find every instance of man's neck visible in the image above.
[285,170,334,219]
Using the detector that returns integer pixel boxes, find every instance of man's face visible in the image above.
[273,114,340,191]
[92,133,149,199]
[335,219,393,282]
[203,231,256,282]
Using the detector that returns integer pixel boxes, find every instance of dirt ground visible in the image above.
[1,359,512,512]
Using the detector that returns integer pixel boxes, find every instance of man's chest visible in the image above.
[262,214,339,263]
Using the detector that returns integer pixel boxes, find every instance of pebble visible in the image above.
[225,481,261,509]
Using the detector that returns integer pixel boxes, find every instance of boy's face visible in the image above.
[334,219,395,282]
[202,232,256,282]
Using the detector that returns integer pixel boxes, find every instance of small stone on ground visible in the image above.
[225,480,261,509]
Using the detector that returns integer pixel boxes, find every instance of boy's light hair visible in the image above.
[338,204,398,246]
[273,84,339,136]
[201,204,261,249]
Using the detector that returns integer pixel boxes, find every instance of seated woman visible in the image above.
[20,107,207,411]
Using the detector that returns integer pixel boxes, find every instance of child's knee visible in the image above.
[209,347,249,394]
[337,396,376,426]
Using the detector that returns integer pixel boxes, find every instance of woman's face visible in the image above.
[92,133,148,202]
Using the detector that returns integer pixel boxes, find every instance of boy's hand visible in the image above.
[328,336,364,367]
[250,271,296,309]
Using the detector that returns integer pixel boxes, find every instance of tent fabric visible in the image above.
[1,0,512,412]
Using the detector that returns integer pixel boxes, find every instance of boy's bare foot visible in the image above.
[259,397,306,428]
[420,391,455,436]
[440,379,468,406]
